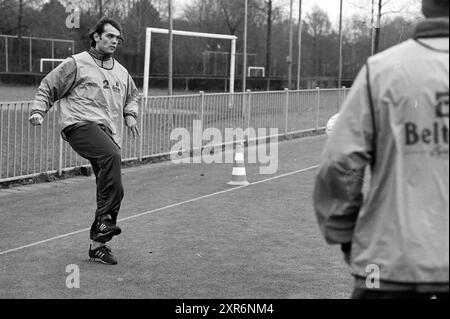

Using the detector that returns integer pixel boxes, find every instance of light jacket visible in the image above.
[31,48,138,147]
[313,18,449,285]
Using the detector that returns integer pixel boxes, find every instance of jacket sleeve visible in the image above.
[30,57,77,117]
[313,65,375,245]
[123,74,139,120]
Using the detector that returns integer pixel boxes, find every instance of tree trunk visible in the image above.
[374,0,382,54]
[374,27,380,53]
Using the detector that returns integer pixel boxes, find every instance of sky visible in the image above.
[173,0,423,27]
[298,0,422,25]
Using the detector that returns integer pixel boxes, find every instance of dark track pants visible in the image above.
[64,122,124,224]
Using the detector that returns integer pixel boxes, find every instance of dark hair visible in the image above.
[422,0,449,17]
[89,17,123,47]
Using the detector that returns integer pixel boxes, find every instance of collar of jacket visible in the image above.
[414,17,449,39]
[88,47,112,61]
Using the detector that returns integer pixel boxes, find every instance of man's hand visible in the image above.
[343,251,351,265]
[29,114,43,126]
[341,242,352,266]
[125,115,140,139]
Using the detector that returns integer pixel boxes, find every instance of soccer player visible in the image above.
[313,0,449,298]
[29,17,139,265]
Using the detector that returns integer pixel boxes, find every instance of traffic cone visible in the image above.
[228,141,250,186]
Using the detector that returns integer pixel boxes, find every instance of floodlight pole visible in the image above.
[287,0,293,90]
[296,0,302,90]
[168,0,173,96]
[242,0,248,92]
[338,0,343,89]
[371,0,375,56]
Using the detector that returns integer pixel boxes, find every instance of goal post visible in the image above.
[40,58,65,72]
[143,27,238,98]
[248,67,265,77]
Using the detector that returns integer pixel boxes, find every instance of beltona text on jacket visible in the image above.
[314,18,449,284]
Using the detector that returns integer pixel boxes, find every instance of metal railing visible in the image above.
[0,88,349,183]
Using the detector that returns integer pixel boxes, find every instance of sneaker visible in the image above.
[91,219,121,242]
[89,220,112,243]
[88,245,118,265]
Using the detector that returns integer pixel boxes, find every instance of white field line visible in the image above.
[0,165,319,256]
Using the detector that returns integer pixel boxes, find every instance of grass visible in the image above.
[0,137,355,299]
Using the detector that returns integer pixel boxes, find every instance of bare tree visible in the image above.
[218,0,245,35]
[348,0,422,53]
[305,5,332,76]
[343,14,372,75]
[123,0,162,74]
[67,0,126,19]
[379,15,417,48]
[182,0,222,32]
[152,0,169,20]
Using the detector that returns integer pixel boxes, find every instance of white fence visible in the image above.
[0,88,348,183]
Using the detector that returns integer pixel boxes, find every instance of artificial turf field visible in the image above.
[0,135,354,299]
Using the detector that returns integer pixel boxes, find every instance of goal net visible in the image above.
[143,28,238,97]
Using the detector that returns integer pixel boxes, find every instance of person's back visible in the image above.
[313,0,449,298]
[353,20,449,284]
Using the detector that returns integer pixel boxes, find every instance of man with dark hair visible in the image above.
[313,0,448,298]
[89,17,123,48]
[30,17,139,265]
